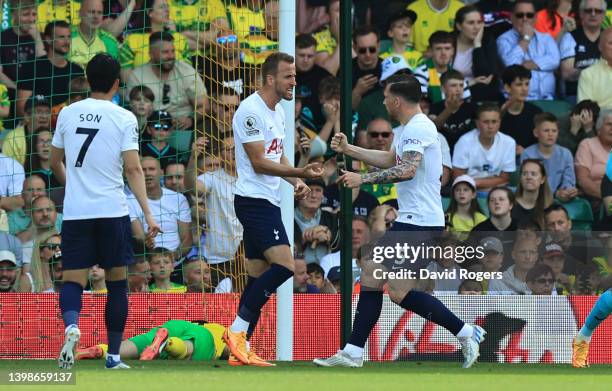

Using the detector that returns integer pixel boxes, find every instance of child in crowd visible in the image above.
[445,175,487,240]
[149,248,187,293]
[380,9,422,71]
[458,280,483,295]
[129,85,155,135]
[141,110,183,170]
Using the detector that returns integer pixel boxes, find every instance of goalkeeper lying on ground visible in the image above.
[76,320,229,361]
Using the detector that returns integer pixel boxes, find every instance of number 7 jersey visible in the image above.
[52,98,139,220]
[233,91,286,207]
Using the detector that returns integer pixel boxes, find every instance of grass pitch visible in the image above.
[2,360,611,391]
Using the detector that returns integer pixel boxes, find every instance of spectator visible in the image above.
[500,65,543,155]
[296,33,332,131]
[559,0,606,100]
[241,0,280,65]
[202,87,239,143]
[453,4,503,103]
[95,0,138,39]
[119,0,190,81]
[414,31,471,104]
[128,257,150,293]
[575,108,612,203]
[473,186,518,232]
[226,0,265,39]
[313,0,340,75]
[526,263,556,295]
[164,163,185,193]
[0,154,25,216]
[425,234,465,294]
[512,159,554,228]
[560,99,600,154]
[294,257,319,293]
[307,262,336,293]
[69,0,120,68]
[541,241,574,294]
[478,236,505,292]
[521,112,578,201]
[0,231,23,267]
[3,96,51,165]
[128,157,192,259]
[141,110,184,169]
[20,195,57,262]
[429,69,477,152]
[294,178,337,264]
[327,265,341,293]
[19,229,59,292]
[16,21,85,117]
[37,0,81,31]
[445,175,487,240]
[88,264,106,293]
[25,129,62,191]
[322,181,379,218]
[127,31,207,130]
[49,75,89,129]
[572,262,599,294]
[407,0,464,53]
[368,204,398,242]
[128,85,155,134]
[458,279,484,295]
[497,0,561,100]
[489,234,539,294]
[452,103,516,191]
[319,217,370,279]
[148,247,187,292]
[8,175,62,238]
[167,0,229,52]
[578,28,612,107]
[358,118,397,204]
[351,26,383,110]
[0,250,19,292]
[185,136,242,288]
[380,9,422,70]
[535,0,576,40]
[182,256,213,293]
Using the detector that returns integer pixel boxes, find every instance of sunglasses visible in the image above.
[582,8,605,15]
[357,46,377,55]
[162,84,170,105]
[44,243,60,250]
[216,34,238,44]
[152,123,171,130]
[368,131,391,138]
[514,12,535,19]
[534,278,554,285]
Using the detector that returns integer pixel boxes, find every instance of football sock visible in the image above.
[239,276,261,339]
[166,337,188,359]
[59,281,83,328]
[108,354,120,362]
[234,264,293,330]
[347,290,383,350]
[456,323,475,339]
[343,344,364,358]
[579,289,612,341]
[105,280,128,356]
[230,316,250,334]
[399,290,464,336]
[247,311,261,340]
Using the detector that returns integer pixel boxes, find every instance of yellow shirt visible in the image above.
[578,59,612,108]
[120,31,190,69]
[380,47,423,71]
[313,27,336,55]
[0,84,8,132]
[407,0,464,52]
[169,0,227,32]
[150,282,187,293]
[227,4,265,39]
[2,126,26,166]
[448,212,488,241]
[37,0,81,32]
[241,32,278,65]
[69,27,120,69]
[201,323,226,359]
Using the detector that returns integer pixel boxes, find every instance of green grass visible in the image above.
[1,360,611,391]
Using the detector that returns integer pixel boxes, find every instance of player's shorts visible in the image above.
[129,320,216,361]
[61,215,133,271]
[234,194,290,260]
[375,222,444,273]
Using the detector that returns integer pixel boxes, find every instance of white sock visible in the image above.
[65,324,78,334]
[246,340,251,352]
[456,323,474,339]
[343,343,364,358]
[230,316,250,333]
[108,354,120,362]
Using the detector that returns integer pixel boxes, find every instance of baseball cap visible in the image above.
[388,9,418,30]
[327,266,340,283]
[452,174,477,191]
[380,55,411,84]
[479,237,503,254]
[0,250,17,266]
[544,242,564,258]
[25,95,50,113]
[305,178,326,189]
[147,110,173,124]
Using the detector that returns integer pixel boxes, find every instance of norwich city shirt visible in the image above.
[37,0,81,32]
[69,27,120,69]
[408,0,464,52]
[169,0,227,32]
[120,31,191,69]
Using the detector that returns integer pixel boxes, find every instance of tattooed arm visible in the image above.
[361,150,422,184]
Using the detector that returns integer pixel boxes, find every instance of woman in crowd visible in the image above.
[19,229,60,293]
[512,159,554,229]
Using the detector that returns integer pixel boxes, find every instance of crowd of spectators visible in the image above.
[1,0,612,297]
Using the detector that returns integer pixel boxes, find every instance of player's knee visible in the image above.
[388,286,410,304]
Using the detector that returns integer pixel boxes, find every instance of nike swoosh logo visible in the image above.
[594,315,606,321]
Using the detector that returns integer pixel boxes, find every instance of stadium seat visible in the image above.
[509,170,520,187]
[442,196,450,211]
[558,197,594,231]
[168,130,192,152]
[531,100,573,119]
[477,196,490,217]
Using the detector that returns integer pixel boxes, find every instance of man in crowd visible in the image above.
[164,163,186,194]
[407,0,464,53]
[351,26,382,110]
[69,0,119,68]
[0,250,19,292]
[3,96,51,165]
[8,175,62,238]
[578,28,612,108]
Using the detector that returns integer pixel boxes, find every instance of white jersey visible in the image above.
[394,113,444,227]
[52,98,139,220]
[233,92,285,206]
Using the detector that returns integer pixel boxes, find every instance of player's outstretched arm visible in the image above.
[338,150,422,187]
[280,154,312,199]
[330,133,395,169]
[243,141,323,179]
[50,146,67,186]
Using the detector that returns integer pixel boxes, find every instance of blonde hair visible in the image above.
[29,229,60,292]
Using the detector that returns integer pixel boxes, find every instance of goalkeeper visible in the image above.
[76,320,228,361]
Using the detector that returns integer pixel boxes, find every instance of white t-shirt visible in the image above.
[198,169,243,264]
[52,98,139,220]
[394,113,444,227]
[128,187,191,251]
[233,92,286,206]
[452,129,516,179]
[319,251,359,281]
[0,153,25,198]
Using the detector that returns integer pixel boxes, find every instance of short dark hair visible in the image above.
[353,25,379,44]
[69,76,89,100]
[526,263,554,283]
[534,112,558,128]
[318,76,340,101]
[86,53,120,93]
[514,0,536,11]
[441,70,465,85]
[129,85,155,102]
[502,65,532,86]
[386,76,422,104]
[147,247,173,261]
[296,33,317,49]
[476,102,501,119]
[306,263,324,276]
[572,99,600,119]
[429,30,454,48]
[149,30,174,46]
[488,186,515,207]
[458,279,483,293]
[261,51,294,79]
[43,20,71,46]
[544,203,570,219]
